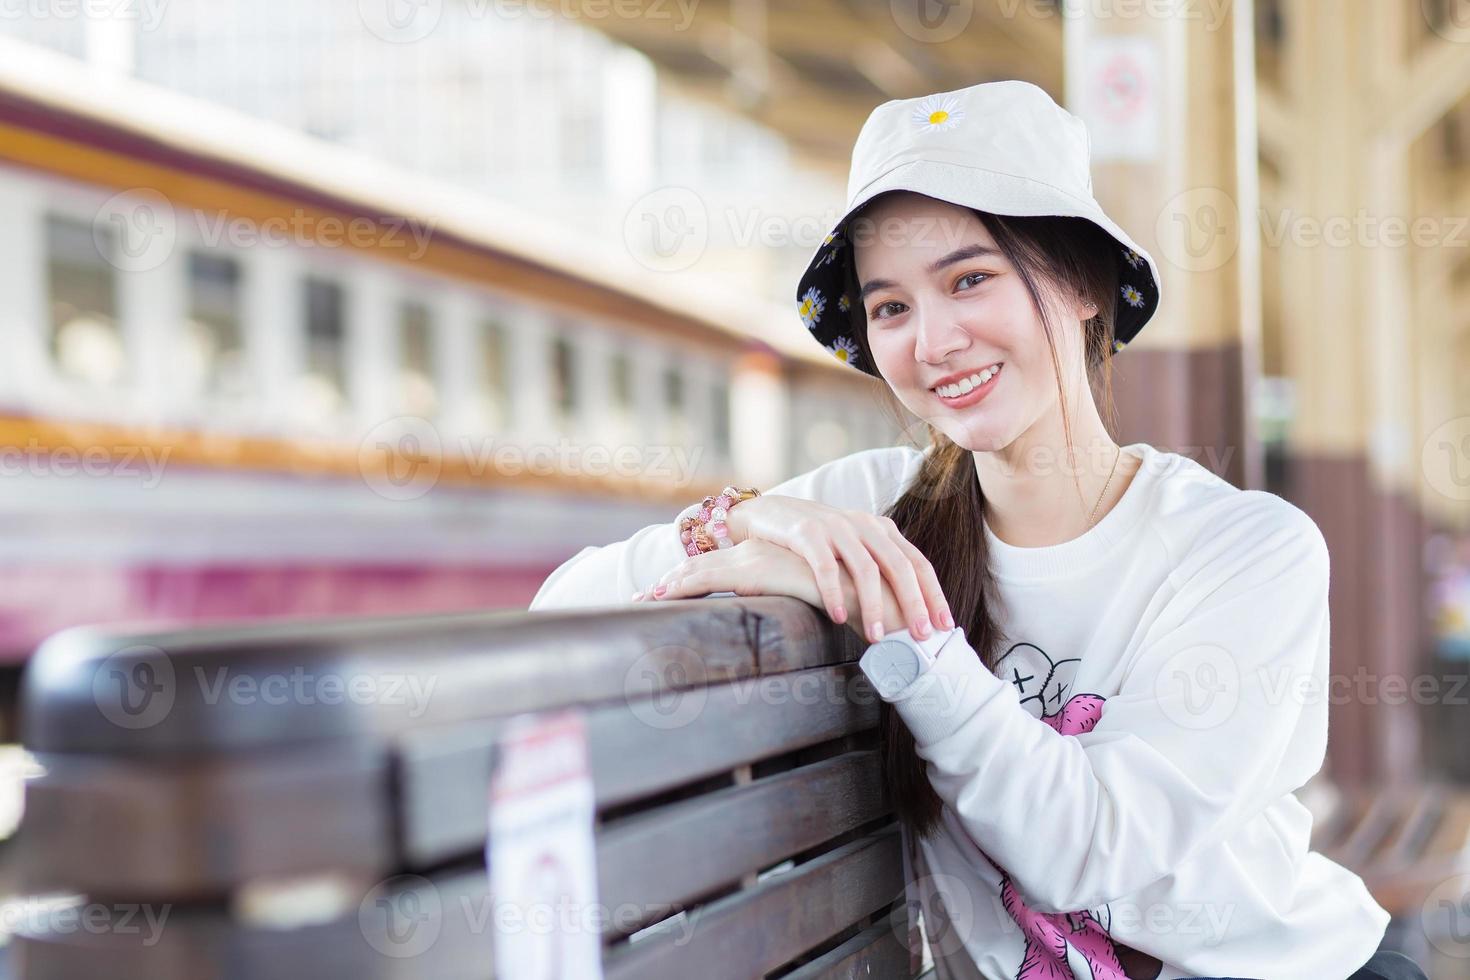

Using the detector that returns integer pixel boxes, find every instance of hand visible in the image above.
[634,539,912,646]
[633,537,824,610]
[721,494,952,643]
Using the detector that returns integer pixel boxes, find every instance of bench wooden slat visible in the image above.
[1364,787,1470,917]
[596,751,886,937]
[781,920,915,979]
[24,599,838,756]
[400,664,878,868]
[1323,786,1397,868]
[1373,784,1444,872]
[601,829,904,980]
[19,743,388,898]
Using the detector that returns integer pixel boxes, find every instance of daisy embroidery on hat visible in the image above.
[1123,248,1145,269]
[798,286,826,330]
[912,94,964,131]
[827,336,860,365]
[816,233,844,268]
[1121,284,1146,308]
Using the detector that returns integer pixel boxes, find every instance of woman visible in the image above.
[530,82,1423,980]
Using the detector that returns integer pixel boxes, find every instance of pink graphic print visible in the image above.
[983,642,1157,980]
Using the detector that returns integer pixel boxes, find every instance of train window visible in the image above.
[710,379,731,459]
[185,252,248,399]
[662,365,687,443]
[45,214,124,387]
[399,300,437,418]
[300,276,347,420]
[610,351,633,417]
[550,334,578,428]
[479,319,512,429]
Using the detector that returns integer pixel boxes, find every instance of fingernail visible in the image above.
[653,584,667,598]
[914,617,931,639]
[833,605,847,624]
[939,610,954,630]
[631,592,644,602]
[868,621,885,644]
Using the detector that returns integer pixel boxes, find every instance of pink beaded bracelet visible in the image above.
[678,486,760,557]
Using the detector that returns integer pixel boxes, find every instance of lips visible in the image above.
[927,361,1003,391]
[930,362,1003,399]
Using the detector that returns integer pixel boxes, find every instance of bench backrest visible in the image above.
[13,596,922,979]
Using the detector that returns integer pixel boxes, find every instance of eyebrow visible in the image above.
[858,243,1004,301]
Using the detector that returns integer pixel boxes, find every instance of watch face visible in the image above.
[862,641,923,698]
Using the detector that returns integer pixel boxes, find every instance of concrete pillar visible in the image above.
[1276,0,1431,784]
[730,349,789,487]
[1064,0,1262,489]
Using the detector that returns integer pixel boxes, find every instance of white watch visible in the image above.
[859,626,958,698]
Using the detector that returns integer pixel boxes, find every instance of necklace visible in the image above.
[1087,447,1122,530]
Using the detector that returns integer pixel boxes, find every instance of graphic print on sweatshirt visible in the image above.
[984,643,1162,980]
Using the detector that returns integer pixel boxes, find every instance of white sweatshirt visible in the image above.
[528,442,1390,980]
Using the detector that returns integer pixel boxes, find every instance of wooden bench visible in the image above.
[10,597,928,979]
[1304,774,1470,963]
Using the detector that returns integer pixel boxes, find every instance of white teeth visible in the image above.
[933,364,1001,398]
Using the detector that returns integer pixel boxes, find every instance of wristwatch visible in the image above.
[859,626,959,699]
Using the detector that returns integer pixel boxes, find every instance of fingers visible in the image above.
[634,550,735,603]
[859,518,935,639]
[890,533,954,630]
[824,523,893,643]
[785,520,849,625]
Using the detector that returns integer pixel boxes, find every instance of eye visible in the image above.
[869,300,907,321]
[955,271,990,291]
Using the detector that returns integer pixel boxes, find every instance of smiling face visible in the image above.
[850,192,1096,453]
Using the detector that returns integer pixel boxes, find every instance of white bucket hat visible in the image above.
[795,80,1162,377]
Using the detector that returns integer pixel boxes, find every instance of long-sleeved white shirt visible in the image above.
[529,441,1390,980]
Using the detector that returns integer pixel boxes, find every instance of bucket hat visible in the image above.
[795,80,1162,377]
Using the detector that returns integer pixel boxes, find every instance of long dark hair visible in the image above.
[841,201,1124,838]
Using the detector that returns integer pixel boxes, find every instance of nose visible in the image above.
[912,303,972,365]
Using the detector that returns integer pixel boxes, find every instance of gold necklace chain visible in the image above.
[1087,447,1122,530]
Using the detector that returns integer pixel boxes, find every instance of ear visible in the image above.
[1072,294,1100,321]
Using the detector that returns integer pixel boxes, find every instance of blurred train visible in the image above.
[0,41,897,664]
